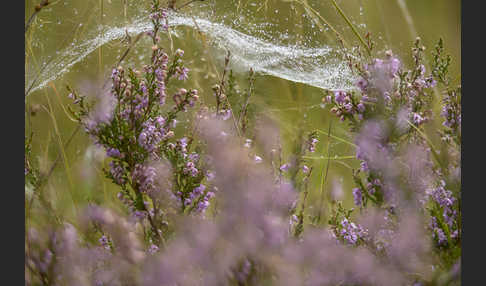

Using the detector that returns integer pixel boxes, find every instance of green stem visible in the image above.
[298,0,350,49]
[316,129,357,147]
[330,0,371,56]
[302,155,355,160]
[406,119,447,172]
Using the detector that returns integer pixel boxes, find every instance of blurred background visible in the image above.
[25,0,460,223]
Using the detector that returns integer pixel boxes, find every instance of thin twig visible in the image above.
[316,129,357,147]
[317,120,333,224]
[217,50,242,137]
[395,0,440,99]
[25,1,51,34]
[237,68,254,135]
[25,10,41,34]
[102,32,144,91]
[302,155,354,160]
[27,126,81,215]
[26,13,83,97]
[330,0,371,56]
[297,0,350,49]
[25,58,53,97]
[177,0,205,10]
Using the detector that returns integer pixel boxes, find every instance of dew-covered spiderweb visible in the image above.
[25,0,360,96]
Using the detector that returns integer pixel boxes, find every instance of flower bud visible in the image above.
[166,131,175,138]
[175,49,184,57]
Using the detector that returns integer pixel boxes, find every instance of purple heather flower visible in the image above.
[206,171,215,181]
[160,53,169,65]
[440,106,450,120]
[176,67,189,81]
[188,152,200,162]
[355,147,365,160]
[451,230,459,240]
[352,188,363,206]
[334,91,346,105]
[360,160,369,172]
[175,49,184,57]
[426,180,457,244]
[280,163,290,172]
[134,210,147,220]
[366,180,379,195]
[440,90,461,134]
[196,199,211,213]
[356,78,368,92]
[424,76,437,88]
[418,64,426,76]
[357,103,366,113]
[254,155,263,163]
[184,198,192,207]
[184,184,214,213]
[138,116,167,154]
[193,184,206,195]
[146,30,155,38]
[302,165,310,174]
[390,57,401,76]
[435,228,447,246]
[244,139,252,148]
[132,164,157,193]
[368,187,376,195]
[412,112,425,125]
[149,7,168,21]
[183,161,199,177]
[383,92,392,104]
[109,161,126,185]
[308,138,318,153]
[290,214,299,225]
[99,235,110,250]
[87,91,117,130]
[106,148,122,158]
[429,181,455,209]
[155,67,166,82]
[111,68,121,87]
[235,259,252,283]
[339,218,368,245]
[148,244,159,255]
[218,131,229,142]
[364,55,401,95]
[344,102,354,113]
[219,109,232,121]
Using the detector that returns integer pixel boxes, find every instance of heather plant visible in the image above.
[26,116,450,285]
[65,0,208,247]
[25,134,38,187]
[324,37,461,274]
[25,1,461,285]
